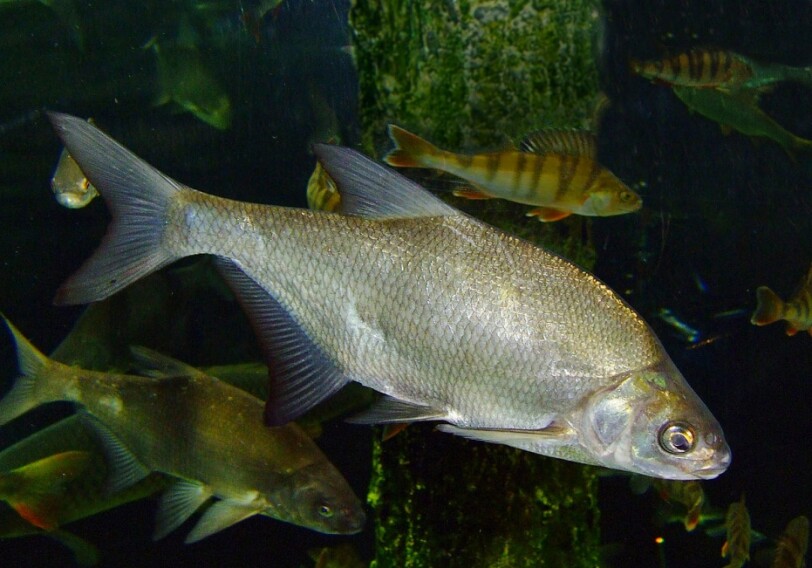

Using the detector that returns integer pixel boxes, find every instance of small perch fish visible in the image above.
[751,264,812,336]
[306,160,341,212]
[631,49,755,91]
[45,113,728,480]
[631,48,812,93]
[722,495,751,568]
[0,317,365,542]
[383,124,640,222]
[51,117,99,209]
[771,515,809,568]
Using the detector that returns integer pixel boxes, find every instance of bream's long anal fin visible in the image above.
[214,258,350,426]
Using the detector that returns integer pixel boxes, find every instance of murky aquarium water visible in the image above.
[1,0,811,566]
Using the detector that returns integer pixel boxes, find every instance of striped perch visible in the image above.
[751,263,812,336]
[383,125,640,222]
[630,48,754,90]
[771,515,809,568]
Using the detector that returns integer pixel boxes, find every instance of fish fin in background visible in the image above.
[685,503,702,532]
[213,258,350,426]
[346,395,447,424]
[77,412,150,495]
[382,124,442,168]
[750,286,785,326]
[0,315,52,425]
[452,187,493,200]
[436,423,575,450]
[313,143,458,219]
[0,451,90,530]
[153,479,214,540]
[48,529,101,567]
[628,474,653,495]
[129,346,201,378]
[381,423,410,441]
[47,112,183,305]
[184,498,262,543]
[526,207,572,222]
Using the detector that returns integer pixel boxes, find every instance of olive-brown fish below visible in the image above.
[46,112,729,480]
[0,317,365,543]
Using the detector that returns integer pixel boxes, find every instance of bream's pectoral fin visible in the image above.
[436,423,575,452]
[347,395,447,424]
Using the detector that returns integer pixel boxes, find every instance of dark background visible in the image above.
[1,0,811,566]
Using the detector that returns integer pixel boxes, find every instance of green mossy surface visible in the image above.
[351,0,601,152]
[351,1,603,565]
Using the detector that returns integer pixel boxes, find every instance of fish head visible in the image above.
[276,462,366,535]
[582,358,730,480]
[582,173,642,216]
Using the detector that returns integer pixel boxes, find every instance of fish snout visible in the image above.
[338,503,366,534]
[694,441,732,479]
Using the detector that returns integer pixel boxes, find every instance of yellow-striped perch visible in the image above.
[630,47,812,93]
[383,125,641,222]
[630,48,754,90]
[751,263,812,336]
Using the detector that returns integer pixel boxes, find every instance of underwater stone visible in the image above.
[351,0,603,565]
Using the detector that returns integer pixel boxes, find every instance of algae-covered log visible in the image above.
[350,0,603,566]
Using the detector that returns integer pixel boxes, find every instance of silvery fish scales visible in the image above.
[46,113,730,480]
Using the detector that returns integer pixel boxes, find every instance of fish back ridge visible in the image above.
[0,317,62,426]
[48,112,183,305]
[384,124,442,168]
[750,286,785,326]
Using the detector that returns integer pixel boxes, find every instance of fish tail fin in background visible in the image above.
[750,286,785,327]
[383,124,444,168]
[0,316,63,425]
[47,112,183,305]
[0,451,90,530]
[774,63,812,89]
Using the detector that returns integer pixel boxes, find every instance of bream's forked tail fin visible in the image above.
[48,112,184,305]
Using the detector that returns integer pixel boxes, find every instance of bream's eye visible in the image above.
[319,504,334,518]
[658,422,696,454]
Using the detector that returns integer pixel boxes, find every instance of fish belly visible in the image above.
[168,196,662,430]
